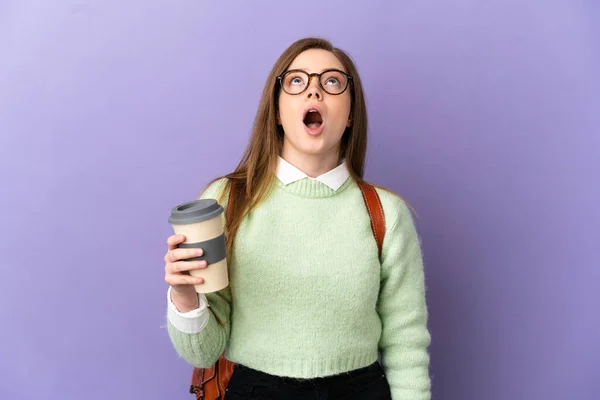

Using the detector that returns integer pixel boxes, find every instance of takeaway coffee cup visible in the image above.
[168,199,228,293]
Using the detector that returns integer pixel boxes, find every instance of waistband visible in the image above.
[235,361,383,384]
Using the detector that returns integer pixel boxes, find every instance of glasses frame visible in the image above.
[277,68,353,96]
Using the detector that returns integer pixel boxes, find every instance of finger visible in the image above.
[167,234,186,250]
[165,274,204,286]
[169,248,203,262]
[169,260,208,274]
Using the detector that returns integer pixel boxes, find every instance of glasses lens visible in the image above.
[282,71,309,94]
[320,70,347,94]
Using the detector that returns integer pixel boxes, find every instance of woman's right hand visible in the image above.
[164,234,208,311]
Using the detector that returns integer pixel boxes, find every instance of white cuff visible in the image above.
[166,286,210,334]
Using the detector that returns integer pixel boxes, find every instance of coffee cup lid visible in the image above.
[168,199,224,225]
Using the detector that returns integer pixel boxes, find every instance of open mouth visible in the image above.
[303,110,323,130]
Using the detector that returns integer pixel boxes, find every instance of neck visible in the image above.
[280,147,341,178]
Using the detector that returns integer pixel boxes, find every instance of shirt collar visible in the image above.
[276,156,350,191]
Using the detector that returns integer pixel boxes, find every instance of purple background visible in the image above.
[1,1,598,399]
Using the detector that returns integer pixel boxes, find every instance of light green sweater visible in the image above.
[167,176,431,400]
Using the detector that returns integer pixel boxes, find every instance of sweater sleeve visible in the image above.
[377,199,432,400]
[165,178,233,368]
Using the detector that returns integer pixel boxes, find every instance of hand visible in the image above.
[164,234,207,310]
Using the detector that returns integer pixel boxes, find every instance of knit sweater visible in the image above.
[166,176,431,400]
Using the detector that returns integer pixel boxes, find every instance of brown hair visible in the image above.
[202,37,408,258]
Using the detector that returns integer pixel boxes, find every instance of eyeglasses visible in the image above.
[277,69,352,95]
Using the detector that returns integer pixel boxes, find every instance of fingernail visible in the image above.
[197,249,203,255]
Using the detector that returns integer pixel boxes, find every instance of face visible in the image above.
[277,49,352,162]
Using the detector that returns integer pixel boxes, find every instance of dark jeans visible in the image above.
[223,361,391,400]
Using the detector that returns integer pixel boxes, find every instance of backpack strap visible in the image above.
[357,181,386,260]
[189,179,240,400]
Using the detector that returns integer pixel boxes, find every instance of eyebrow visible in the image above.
[293,67,346,73]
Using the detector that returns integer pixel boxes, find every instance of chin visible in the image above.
[297,144,327,156]
[299,141,339,158]
[283,126,342,156]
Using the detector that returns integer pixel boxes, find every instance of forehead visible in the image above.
[288,49,346,73]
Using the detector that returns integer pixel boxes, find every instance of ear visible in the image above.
[277,112,282,125]
[346,117,352,128]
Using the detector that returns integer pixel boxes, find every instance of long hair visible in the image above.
[202,37,404,258]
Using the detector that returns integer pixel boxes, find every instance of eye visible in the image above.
[321,71,346,88]
[285,73,306,87]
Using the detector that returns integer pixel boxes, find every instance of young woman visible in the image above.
[164,37,431,400]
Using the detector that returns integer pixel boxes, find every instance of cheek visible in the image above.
[332,97,352,126]
[278,96,296,126]
[344,95,352,118]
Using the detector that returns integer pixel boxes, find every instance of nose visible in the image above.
[305,75,322,100]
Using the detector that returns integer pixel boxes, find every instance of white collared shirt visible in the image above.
[276,156,350,191]
[167,157,351,332]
